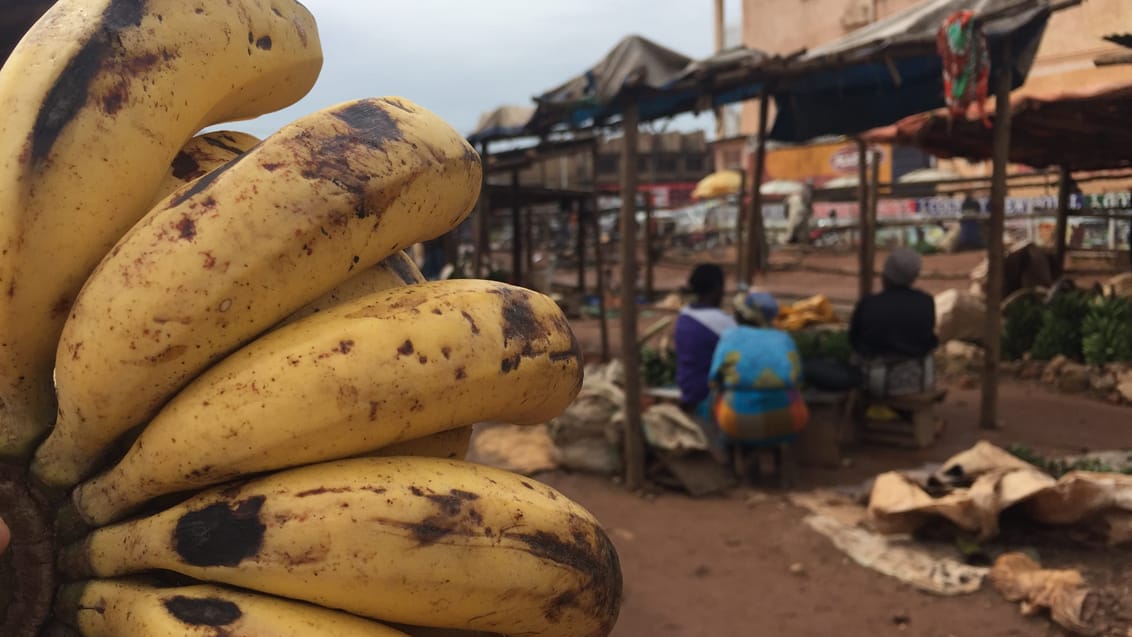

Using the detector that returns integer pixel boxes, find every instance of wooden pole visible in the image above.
[745,91,770,284]
[577,201,587,297]
[1054,164,1071,276]
[856,139,871,299]
[524,207,534,284]
[510,169,522,285]
[476,141,491,278]
[980,43,1014,430]
[736,166,747,283]
[644,190,655,301]
[591,199,610,363]
[713,0,726,139]
[619,102,645,491]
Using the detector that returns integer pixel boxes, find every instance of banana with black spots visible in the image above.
[72,280,579,525]
[0,0,322,458]
[65,456,622,637]
[35,97,482,488]
[56,578,411,636]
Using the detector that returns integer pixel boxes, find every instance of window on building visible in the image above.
[596,155,618,175]
[687,155,707,173]
[656,155,678,173]
[637,156,650,172]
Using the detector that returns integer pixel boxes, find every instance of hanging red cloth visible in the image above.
[937,10,992,128]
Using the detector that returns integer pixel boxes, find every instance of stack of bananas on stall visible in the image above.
[0,1,621,636]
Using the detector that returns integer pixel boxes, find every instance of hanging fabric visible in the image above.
[937,10,992,128]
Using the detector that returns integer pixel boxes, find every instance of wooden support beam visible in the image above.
[644,190,655,301]
[591,198,610,363]
[619,103,645,491]
[524,207,534,284]
[510,169,522,285]
[476,141,491,278]
[577,201,587,297]
[1054,164,1071,277]
[980,43,1014,430]
[744,91,770,284]
[736,166,747,284]
[856,140,870,298]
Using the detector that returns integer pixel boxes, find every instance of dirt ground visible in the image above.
[526,253,1132,636]
[531,381,1132,636]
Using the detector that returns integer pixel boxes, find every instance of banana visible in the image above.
[73,281,580,525]
[56,578,410,636]
[35,97,483,488]
[389,627,500,637]
[0,0,322,459]
[368,426,474,461]
[66,457,623,637]
[281,250,426,326]
[152,131,262,205]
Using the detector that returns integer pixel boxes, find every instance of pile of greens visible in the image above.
[791,329,852,363]
[1003,288,1132,364]
[641,347,677,388]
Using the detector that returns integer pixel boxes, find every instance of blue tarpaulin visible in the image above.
[768,0,1053,142]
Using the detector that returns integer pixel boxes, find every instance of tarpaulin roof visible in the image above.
[861,79,1132,171]
[467,105,536,144]
[528,35,700,132]
[770,0,1054,143]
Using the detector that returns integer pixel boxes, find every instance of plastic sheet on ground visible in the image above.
[989,552,1096,635]
[935,289,986,344]
[1101,272,1132,300]
[640,403,708,452]
[868,441,1132,542]
[467,423,558,476]
[546,362,625,476]
[789,491,989,596]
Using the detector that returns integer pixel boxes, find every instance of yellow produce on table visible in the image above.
[774,295,840,331]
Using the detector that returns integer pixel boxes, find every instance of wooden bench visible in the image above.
[855,389,947,449]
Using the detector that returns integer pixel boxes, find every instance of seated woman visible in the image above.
[708,291,809,481]
[674,264,736,418]
[849,248,939,398]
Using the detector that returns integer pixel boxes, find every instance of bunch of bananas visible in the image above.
[0,2,621,636]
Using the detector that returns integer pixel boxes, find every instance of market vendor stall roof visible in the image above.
[768,0,1057,142]
[467,105,536,145]
[527,34,698,133]
[861,79,1132,171]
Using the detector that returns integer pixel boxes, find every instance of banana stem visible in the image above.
[0,462,55,637]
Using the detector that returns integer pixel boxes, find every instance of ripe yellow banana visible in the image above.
[367,425,474,461]
[0,0,322,459]
[67,457,623,637]
[152,131,262,205]
[281,250,426,327]
[57,578,410,636]
[36,97,483,488]
[73,281,580,525]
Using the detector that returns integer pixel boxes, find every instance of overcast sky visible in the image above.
[231,0,743,140]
